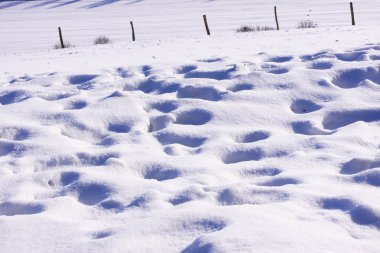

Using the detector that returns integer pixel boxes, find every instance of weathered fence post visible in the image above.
[274,6,280,30]
[350,2,356,26]
[203,15,211,35]
[58,27,64,48]
[130,21,136,41]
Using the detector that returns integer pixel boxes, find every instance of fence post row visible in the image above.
[55,4,360,45]
[350,2,356,26]
[130,21,136,41]
[203,15,211,35]
[58,27,64,49]
[274,6,280,30]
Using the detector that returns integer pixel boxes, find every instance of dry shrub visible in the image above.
[297,20,318,29]
[236,25,275,33]
[94,36,111,45]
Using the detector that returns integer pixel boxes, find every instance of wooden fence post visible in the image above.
[58,27,64,48]
[274,6,279,30]
[203,15,211,35]
[130,21,136,41]
[350,2,356,26]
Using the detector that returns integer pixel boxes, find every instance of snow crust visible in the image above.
[0,1,380,252]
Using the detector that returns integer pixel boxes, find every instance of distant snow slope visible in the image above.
[0,0,380,52]
[1,1,380,253]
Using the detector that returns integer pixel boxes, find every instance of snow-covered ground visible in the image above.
[1,0,380,52]
[1,1,380,253]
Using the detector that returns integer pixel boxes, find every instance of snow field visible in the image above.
[1,0,380,52]
[1,0,380,252]
[1,41,380,252]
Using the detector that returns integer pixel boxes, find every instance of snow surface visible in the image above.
[1,1,380,253]
[1,0,380,52]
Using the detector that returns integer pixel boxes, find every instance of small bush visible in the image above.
[236,25,275,33]
[53,41,74,49]
[236,26,255,33]
[94,36,111,45]
[297,20,318,29]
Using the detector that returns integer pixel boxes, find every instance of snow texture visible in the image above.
[0,0,380,253]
